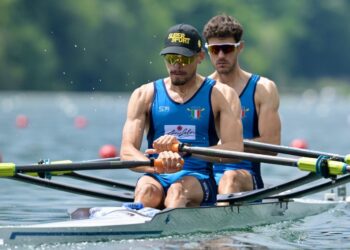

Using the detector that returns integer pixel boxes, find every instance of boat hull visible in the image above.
[0,199,339,246]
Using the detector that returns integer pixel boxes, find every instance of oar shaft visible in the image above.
[68,172,135,191]
[180,145,298,166]
[244,140,347,161]
[270,174,350,200]
[81,157,121,163]
[0,157,185,177]
[177,145,350,176]
[13,173,134,202]
[18,161,151,172]
[0,160,153,177]
[218,172,320,203]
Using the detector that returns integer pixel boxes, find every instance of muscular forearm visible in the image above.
[120,144,156,173]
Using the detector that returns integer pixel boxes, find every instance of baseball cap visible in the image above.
[160,24,203,57]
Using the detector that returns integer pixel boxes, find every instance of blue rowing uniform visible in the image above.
[145,78,219,205]
[213,74,264,189]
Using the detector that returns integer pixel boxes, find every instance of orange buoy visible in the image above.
[290,138,308,149]
[16,114,29,128]
[99,144,118,158]
[74,116,88,129]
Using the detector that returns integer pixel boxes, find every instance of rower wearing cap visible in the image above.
[120,23,243,209]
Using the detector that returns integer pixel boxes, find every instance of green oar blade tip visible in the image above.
[297,157,349,176]
[345,154,350,165]
[0,163,16,177]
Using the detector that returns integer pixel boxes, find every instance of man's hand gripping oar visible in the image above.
[145,135,184,174]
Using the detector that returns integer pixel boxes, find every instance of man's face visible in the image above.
[164,54,198,86]
[206,37,241,74]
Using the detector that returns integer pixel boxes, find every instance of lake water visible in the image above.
[0,89,349,249]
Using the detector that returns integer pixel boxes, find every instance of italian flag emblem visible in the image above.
[241,106,250,119]
[187,107,205,119]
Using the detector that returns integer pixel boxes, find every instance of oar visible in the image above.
[244,140,350,164]
[0,159,181,177]
[67,172,135,191]
[81,156,121,162]
[37,158,136,191]
[13,173,134,202]
[217,172,320,203]
[268,174,350,200]
[172,144,350,176]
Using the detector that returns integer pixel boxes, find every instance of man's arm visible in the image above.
[120,83,155,172]
[193,83,243,163]
[120,83,183,173]
[213,83,244,153]
[246,78,281,155]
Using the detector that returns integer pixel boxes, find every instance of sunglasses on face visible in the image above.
[205,42,241,55]
[163,54,196,66]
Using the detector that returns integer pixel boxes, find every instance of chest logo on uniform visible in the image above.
[158,106,170,112]
[241,106,250,119]
[164,125,196,140]
[187,107,205,120]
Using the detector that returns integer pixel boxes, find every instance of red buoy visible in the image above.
[290,139,308,149]
[99,144,118,158]
[16,114,29,128]
[74,116,88,129]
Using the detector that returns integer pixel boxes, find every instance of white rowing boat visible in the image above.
[0,142,349,246]
[0,198,345,246]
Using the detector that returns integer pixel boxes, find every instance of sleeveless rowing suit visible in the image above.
[145,78,219,205]
[213,74,264,189]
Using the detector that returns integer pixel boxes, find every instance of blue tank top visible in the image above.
[214,74,264,188]
[147,78,219,174]
[241,74,260,139]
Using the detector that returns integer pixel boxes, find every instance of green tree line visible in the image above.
[0,0,349,93]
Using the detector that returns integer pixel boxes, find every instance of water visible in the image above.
[0,90,349,249]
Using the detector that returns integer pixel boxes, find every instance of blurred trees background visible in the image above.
[0,0,349,93]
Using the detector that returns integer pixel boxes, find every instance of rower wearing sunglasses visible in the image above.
[203,14,281,194]
[120,23,243,209]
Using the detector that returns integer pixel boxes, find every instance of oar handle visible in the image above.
[170,143,190,153]
[152,158,184,174]
[171,144,181,152]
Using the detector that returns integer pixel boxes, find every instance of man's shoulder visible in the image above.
[256,76,277,89]
[212,80,239,102]
[254,76,280,102]
[134,81,156,92]
[131,81,156,101]
[212,80,231,91]
[255,76,279,95]
[207,72,216,80]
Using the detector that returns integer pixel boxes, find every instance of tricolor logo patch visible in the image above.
[187,107,205,120]
[241,106,250,119]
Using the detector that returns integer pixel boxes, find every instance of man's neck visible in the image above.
[211,67,251,95]
[167,74,205,102]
